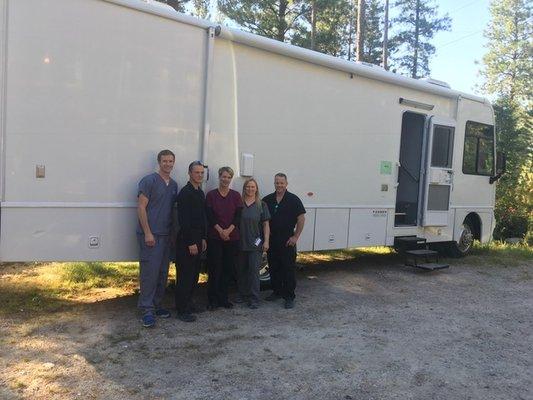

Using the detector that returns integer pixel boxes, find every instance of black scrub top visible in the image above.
[263,191,306,248]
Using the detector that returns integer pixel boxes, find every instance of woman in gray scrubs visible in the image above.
[238,179,270,309]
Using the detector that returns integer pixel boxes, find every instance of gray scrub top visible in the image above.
[137,172,178,236]
[240,200,270,251]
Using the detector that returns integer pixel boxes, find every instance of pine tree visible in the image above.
[479,0,532,240]
[480,0,532,105]
[291,0,353,57]
[361,0,384,65]
[192,0,211,18]
[392,0,450,78]
[218,0,308,42]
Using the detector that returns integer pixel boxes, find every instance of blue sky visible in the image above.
[427,0,492,95]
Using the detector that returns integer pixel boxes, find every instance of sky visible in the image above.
[426,0,492,96]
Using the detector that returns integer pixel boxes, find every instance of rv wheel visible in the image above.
[259,254,271,289]
[447,221,474,258]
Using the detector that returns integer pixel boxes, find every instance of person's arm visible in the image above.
[177,190,199,255]
[138,193,155,246]
[287,214,305,246]
[262,220,270,252]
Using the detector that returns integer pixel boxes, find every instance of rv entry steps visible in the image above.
[395,236,450,272]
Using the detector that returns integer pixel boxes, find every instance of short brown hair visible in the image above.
[275,172,287,180]
[157,149,175,162]
[218,166,234,178]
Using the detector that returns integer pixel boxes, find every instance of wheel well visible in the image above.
[464,212,481,241]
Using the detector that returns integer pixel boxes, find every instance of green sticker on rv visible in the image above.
[380,161,392,175]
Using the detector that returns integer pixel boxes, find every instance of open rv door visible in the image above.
[421,116,456,227]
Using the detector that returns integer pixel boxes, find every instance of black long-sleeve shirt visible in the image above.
[177,182,207,246]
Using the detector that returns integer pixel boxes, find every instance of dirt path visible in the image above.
[1,255,532,400]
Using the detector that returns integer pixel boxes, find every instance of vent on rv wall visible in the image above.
[418,77,451,89]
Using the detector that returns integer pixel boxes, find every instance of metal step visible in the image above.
[406,262,449,271]
[404,249,438,257]
[395,236,427,244]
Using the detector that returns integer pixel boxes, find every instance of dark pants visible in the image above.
[267,245,297,300]
[207,239,238,306]
[238,251,263,304]
[175,238,202,314]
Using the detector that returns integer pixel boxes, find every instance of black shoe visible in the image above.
[220,301,234,309]
[265,293,281,302]
[248,303,259,310]
[284,299,294,309]
[176,313,196,322]
[234,295,246,304]
[207,303,219,311]
[188,303,202,314]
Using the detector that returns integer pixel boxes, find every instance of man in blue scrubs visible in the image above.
[137,150,178,327]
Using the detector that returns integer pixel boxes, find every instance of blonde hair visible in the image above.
[242,178,261,207]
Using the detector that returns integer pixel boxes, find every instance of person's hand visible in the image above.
[188,244,198,256]
[222,229,231,241]
[145,233,155,247]
[201,239,207,252]
[286,236,298,247]
[262,241,269,252]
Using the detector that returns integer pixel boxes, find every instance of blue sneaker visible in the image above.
[142,314,156,328]
[155,308,171,318]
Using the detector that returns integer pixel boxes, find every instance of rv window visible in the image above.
[431,126,454,168]
[462,121,495,176]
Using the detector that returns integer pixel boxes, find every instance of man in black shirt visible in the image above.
[263,173,305,309]
[175,161,207,322]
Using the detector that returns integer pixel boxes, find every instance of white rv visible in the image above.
[0,0,503,262]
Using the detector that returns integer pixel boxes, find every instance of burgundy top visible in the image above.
[206,188,243,241]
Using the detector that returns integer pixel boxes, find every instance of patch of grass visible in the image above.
[298,246,395,265]
[466,241,533,266]
[471,241,533,259]
[59,262,138,289]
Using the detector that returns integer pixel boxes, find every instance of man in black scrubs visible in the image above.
[175,161,207,322]
[263,173,305,309]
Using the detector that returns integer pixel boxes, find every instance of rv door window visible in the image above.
[431,126,454,168]
[462,121,495,176]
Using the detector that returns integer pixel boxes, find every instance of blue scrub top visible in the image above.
[136,172,178,236]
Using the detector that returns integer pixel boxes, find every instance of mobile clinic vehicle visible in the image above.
[0,0,504,264]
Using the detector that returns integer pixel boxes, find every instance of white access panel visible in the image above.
[348,209,388,247]
[314,209,349,250]
[297,208,315,252]
[0,207,138,261]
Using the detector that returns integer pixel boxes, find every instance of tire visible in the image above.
[447,221,475,257]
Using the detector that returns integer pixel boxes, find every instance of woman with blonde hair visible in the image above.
[237,178,270,309]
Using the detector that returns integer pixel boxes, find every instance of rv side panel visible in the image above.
[0,0,209,260]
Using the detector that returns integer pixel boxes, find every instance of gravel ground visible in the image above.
[0,255,531,400]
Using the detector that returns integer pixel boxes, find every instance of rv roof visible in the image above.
[105,0,488,104]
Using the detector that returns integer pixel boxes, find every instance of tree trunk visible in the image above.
[356,0,365,61]
[412,0,420,78]
[382,0,389,70]
[276,0,288,42]
[310,0,317,50]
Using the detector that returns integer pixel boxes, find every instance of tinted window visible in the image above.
[431,126,454,168]
[463,121,494,176]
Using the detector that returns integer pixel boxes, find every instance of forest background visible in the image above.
[158,0,532,243]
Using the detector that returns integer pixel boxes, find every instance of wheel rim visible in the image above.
[457,223,474,253]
